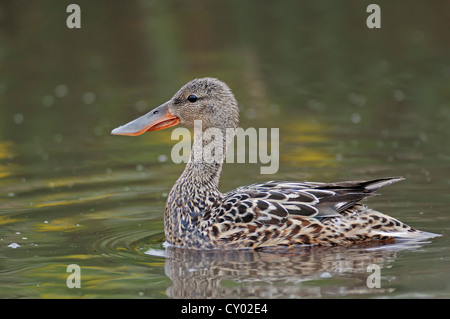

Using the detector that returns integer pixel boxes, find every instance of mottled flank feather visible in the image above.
[172,177,438,249]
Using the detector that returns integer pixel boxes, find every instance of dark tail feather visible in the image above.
[361,177,405,192]
[316,176,405,194]
[315,177,405,215]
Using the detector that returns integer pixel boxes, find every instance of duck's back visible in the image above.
[204,177,438,249]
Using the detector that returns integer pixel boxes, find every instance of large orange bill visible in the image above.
[111,101,180,136]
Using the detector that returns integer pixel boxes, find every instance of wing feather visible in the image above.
[222,177,404,224]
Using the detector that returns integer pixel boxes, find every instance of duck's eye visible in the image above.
[187,94,198,103]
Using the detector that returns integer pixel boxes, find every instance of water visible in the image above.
[1,0,450,299]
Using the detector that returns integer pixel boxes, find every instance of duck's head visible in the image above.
[111,77,239,136]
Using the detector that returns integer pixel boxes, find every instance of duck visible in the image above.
[111,77,439,250]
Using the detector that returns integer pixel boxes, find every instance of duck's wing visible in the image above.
[222,177,404,225]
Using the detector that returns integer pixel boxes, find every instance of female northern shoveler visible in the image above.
[112,77,438,250]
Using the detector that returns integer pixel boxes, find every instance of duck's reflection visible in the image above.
[159,241,426,298]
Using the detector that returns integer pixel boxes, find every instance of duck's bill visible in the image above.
[111,102,180,136]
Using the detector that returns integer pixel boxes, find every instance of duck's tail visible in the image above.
[375,229,441,241]
[321,205,441,245]
[360,176,405,192]
[360,177,441,241]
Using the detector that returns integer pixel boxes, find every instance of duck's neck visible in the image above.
[182,126,232,190]
[165,127,233,246]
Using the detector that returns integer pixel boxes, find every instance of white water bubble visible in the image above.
[351,113,361,124]
[144,248,166,257]
[394,90,405,102]
[319,272,332,279]
[54,84,68,98]
[82,92,96,104]
[13,113,24,124]
[53,133,63,144]
[419,132,428,143]
[42,95,55,107]
[157,154,168,162]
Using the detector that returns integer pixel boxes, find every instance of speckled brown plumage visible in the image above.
[112,77,439,250]
[165,176,435,249]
